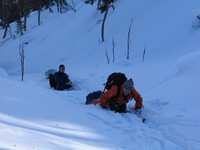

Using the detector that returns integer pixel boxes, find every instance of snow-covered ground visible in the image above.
[0,0,200,149]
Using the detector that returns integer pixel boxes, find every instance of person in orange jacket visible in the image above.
[91,79,143,113]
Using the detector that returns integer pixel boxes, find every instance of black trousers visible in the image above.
[108,102,127,113]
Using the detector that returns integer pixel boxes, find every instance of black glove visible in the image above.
[135,106,141,114]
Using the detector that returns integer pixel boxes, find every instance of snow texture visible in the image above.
[0,0,200,149]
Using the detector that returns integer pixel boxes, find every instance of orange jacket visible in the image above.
[99,85,143,109]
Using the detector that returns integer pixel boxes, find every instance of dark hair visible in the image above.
[59,64,65,69]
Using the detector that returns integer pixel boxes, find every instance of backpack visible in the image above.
[104,72,127,91]
[49,74,56,88]
[45,69,57,79]
[103,72,127,101]
[85,90,103,105]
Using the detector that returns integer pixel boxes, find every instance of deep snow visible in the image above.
[0,0,200,149]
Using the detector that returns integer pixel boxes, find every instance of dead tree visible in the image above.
[68,0,77,13]
[126,18,133,60]
[112,38,116,63]
[105,48,110,64]
[143,47,146,62]
[2,0,10,39]
[19,38,25,81]
[101,4,114,42]
[38,0,42,25]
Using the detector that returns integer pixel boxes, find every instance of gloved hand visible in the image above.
[135,106,141,114]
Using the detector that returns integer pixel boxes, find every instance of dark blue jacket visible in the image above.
[53,72,71,90]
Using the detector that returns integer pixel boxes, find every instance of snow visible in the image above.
[0,67,8,77]
[0,0,200,149]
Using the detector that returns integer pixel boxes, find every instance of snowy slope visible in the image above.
[0,0,200,149]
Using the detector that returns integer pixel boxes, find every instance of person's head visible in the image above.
[123,79,134,96]
[59,64,65,73]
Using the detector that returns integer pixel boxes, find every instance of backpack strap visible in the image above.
[107,85,122,112]
[115,84,121,101]
[107,84,121,104]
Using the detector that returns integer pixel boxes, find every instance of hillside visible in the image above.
[0,0,200,149]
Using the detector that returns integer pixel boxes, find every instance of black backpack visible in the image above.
[104,72,127,91]
[49,74,56,88]
[103,72,127,105]
[85,73,127,105]
[85,90,103,105]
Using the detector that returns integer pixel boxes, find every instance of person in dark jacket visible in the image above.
[50,64,72,91]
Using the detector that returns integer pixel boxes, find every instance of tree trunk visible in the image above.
[37,0,41,26]
[24,16,27,32]
[3,26,8,39]
[101,5,114,42]
[101,7,109,42]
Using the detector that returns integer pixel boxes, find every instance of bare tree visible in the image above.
[0,0,79,38]
[85,0,114,10]
[56,0,68,13]
[105,48,110,64]
[16,17,23,35]
[38,0,42,25]
[126,18,133,60]
[112,38,116,63]
[2,0,10,39]
[143,47,146,62]
[43,0,54,13]
[19,37,25,81]
[101,4,114,42]
[15,1,23,35]
[97,0,101,9]
[23,0,30,32]
[68,0,77,13]
[59,0,64,13]
[84,0,96,5]
[15,0,28,35]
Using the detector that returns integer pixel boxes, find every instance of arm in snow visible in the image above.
[130,87,143,109]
